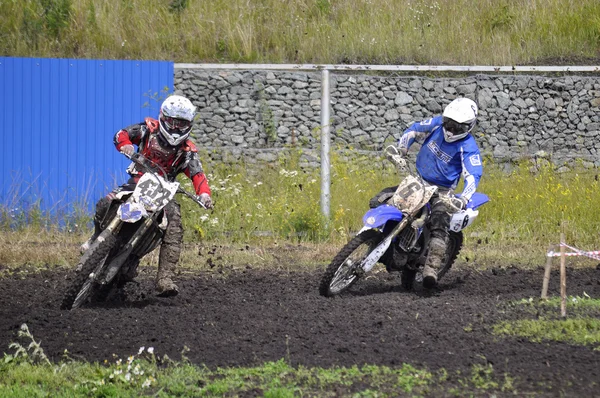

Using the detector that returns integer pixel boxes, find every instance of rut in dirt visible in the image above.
[1,263,599,395]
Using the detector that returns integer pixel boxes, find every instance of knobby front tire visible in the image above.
[319,229,384,297]
[61,232,118,310]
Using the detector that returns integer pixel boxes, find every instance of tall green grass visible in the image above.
[4,151,600,267]
[178,150,600,266]
[2,0,599,64]
[473,160,600,264]
[180,149,397,243]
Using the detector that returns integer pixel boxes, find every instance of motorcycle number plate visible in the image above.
[132,174,178,211]
[449,208,478,232]
[392,175,427,213]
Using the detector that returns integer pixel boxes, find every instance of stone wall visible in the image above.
[175,69,600,168]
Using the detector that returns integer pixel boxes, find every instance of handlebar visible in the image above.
[123,151,208,210]
[383,145,464,213]
[437,195,464,213]
[125,152,167,176]
[177,188,208,209]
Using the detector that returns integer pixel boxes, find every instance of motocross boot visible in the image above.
[156,277,178,297]
[156,201,183,297]
[156,264,179,297]
[80,197,111,254]
[79,228,101,254]
[156,241,181,297]
[79,235,96,254]
[422,236,446,288]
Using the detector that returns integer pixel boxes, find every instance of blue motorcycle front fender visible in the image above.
[362,205,404,229]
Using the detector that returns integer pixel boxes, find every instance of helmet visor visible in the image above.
[162,115,192,131]
[442,117,471,137]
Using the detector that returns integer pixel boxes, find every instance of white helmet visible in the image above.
[159,95,197,146]
[442,97,478,142]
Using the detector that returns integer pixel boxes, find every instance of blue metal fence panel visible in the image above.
[0,57,174,217]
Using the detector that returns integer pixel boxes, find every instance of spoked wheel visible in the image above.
[319,229,384,297]
[437,231,464,281]
[61,231,118,310]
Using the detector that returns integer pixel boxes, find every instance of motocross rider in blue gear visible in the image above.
[372,97,483,288]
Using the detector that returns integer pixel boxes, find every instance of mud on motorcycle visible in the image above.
[61,153,207,310]
[319,146,489,297]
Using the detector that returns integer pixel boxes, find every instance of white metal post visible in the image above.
[320,69,331,220]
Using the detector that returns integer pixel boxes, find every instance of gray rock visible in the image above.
[395,92,413,106]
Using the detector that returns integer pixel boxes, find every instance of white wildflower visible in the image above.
[142,377,155,388]
[279,169,298,178]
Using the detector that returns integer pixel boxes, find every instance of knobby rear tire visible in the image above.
[61,232,118,310]
[319,229,384,297]
[437,231,464,281]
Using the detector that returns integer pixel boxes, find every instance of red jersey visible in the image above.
[113,118,211,196]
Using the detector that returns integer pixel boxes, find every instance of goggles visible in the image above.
[442,117,471,136]
[162,115,192,130]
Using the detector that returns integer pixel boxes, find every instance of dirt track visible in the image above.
[1,262,599,396]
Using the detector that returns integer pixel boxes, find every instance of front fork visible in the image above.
[360,217,411,273]
[104,215,123,234]
[102,216,155,284]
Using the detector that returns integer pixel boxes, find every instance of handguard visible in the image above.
[384,145,407,172]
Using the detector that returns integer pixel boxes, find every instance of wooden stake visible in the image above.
[541,244,554,299]
[560,232,567,317]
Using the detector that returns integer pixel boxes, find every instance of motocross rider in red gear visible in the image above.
[82,95,212,297]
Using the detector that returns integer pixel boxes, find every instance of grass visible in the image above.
[494,318,600,349]
[516,295,600,310]
[0,357,505,397]
[468,159,600,266]
[0,324,517,397]
[493,295,600,349]
[2,0,600,65]
[4,152,600,269]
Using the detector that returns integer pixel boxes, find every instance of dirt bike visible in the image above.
[61,153,206,310]
[319,146,489,297]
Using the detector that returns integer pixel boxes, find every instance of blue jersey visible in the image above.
[399,115,483,199]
